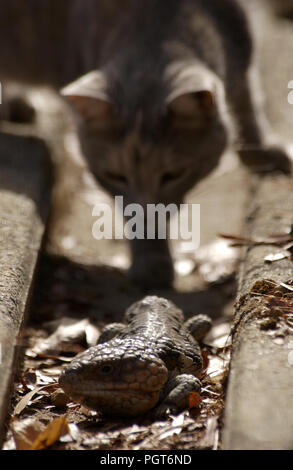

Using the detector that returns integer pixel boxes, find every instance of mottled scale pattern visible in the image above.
[59,296,211,417]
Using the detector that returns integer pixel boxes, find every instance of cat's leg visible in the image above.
[128,238,174,288]
[229,71,292,174]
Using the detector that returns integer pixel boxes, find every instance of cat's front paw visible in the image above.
[128,252,174,289]
[238,145,292,175]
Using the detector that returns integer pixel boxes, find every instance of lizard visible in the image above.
[59,296,212,418]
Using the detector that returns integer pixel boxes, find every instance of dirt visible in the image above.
[2,266,232,450]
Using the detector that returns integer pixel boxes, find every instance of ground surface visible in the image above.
[2,6,293,451]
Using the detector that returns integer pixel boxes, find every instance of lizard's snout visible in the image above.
[58,346,169,416]
[59,364,82,394]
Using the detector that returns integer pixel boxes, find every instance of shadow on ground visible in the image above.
[30,252,236,328]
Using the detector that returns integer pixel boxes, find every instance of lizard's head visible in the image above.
[59,341,168,417]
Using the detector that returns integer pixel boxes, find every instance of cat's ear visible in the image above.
[165,63,218,123]
[167,90,215,121]
[61,71,113,125]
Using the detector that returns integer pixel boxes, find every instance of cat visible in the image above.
[0,0,291,288]
[268,0,293,19]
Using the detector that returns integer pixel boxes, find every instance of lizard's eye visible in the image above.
[100,364,113,375]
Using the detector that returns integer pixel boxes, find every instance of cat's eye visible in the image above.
[161,170,184,185]
[105,171,128,186]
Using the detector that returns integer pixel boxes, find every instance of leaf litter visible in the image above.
[2,240,235,450]
[248,278,293,337]
[219,226,293,263]
[3,308,231,450]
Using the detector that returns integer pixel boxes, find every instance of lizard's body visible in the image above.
[59,296,211,417]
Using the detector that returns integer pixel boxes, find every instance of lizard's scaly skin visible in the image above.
[59,296,211,417]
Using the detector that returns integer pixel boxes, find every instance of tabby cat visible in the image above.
[0,0,291,287]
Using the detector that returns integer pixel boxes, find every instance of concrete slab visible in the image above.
[0,131,51,441]
[223,175,293,449]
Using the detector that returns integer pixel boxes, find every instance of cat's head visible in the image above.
[61,62,229,208]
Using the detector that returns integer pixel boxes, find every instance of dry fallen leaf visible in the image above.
[264,252,290,263]
[219,232,293,247]
[21,370,37,390]
[201,416,219,450]
[280,282,293,293]
[13,384,58,416]
[157,414,185,441]
[29,415,69,450]
[189,392,202,409]
[12,418,45,450]
[32,318,100,356]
